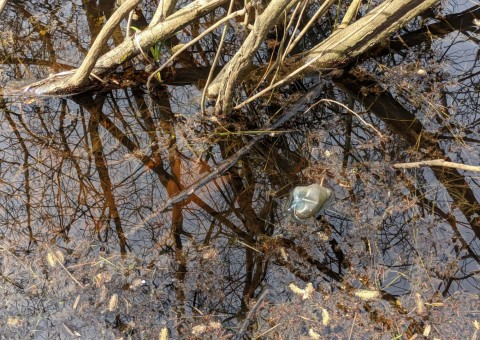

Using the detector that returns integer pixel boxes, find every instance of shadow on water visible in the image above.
[0,0,479,338]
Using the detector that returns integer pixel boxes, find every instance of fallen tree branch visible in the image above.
[337,0,362,30]
[67,0,141,88]
[147,3,249,90]
[0,0,7,15]
[18,0,228,96]
[393,159,480,172]
[212,0,299,113]
[212,0,440,111]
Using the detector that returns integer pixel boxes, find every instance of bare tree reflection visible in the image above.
[0,1,480,338]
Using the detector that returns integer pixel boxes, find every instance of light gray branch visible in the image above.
[210,0,298,113]
[394,160,480,172]
[0,0,7,15]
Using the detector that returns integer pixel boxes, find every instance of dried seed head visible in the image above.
[130,278,145,289]
[202,248,218,260]
[208,322,221,330]
[7,316,22,327]
[415,293,426,316]
[47,253,56,267]
[423,324,431,337]
[303,283,314,300]
[191,324,207,336]
[309,329,321,339]
[289,282,314,300]
[99,285,107,303]
[322,308,330,326]
[95,272,113,287]
[417,69,427,77]
[289,283,304,296]
[108,293,118,311]
[159,327,168,340]
[73,295,81,310]
[354,289,380,300]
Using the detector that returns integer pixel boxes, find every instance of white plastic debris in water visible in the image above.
[285,183,333,221]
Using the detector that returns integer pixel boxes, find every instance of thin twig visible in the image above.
[46,245,84,288]
[282,0,336,57]
[201,0,235,114]
[393,159,480,172]
[126,10,134,39]
[321,98,383,137]
[259,0,304,83]
[147,6,248,89]
[282,0,308,61]
[337,0,362,30]
[254,323,281,338]
[348,312,357,340]
[235,288,270,340]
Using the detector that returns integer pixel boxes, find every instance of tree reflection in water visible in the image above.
[0,0,479,338]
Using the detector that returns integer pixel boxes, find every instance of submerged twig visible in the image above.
[45,245,84,288]
[235,288,270,340]
[321,98,383,137]
[139,84,324,227]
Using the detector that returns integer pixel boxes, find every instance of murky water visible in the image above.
[0,0,479,338]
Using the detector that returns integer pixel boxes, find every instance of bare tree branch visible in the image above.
[228,0,440,110]
[150,0,177,26]
[394,160,480,172]
[19,0,229,96]
[0,0,7,16]
[68,0,142,87]
[337,0,362,30]
[211,0,299,113]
